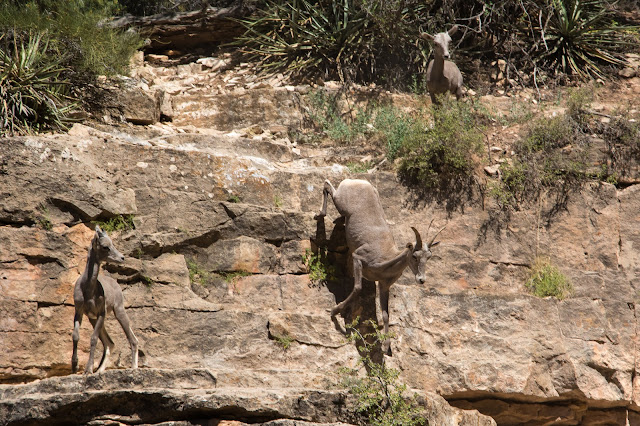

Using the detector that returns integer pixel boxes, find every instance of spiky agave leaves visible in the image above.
[542,0,638,80]
[0,32,75,136]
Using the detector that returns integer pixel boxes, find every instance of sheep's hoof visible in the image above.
[313,212,325,221]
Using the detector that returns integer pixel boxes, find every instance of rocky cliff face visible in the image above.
[1,55,640,425]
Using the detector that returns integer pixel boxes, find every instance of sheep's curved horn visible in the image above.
[411,226,423,251]
[428,224,447,247]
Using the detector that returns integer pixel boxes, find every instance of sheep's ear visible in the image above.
[430,241,441,248]
[420,32,434,41]
[448,25,458,36]
[95,225,103,235]
[406,242,414,251]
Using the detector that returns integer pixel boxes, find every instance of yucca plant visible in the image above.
[233,0,429,87]
[0,32,74,136]
[540,0,638,79]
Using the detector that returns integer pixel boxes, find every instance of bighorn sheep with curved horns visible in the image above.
[314,179,444,353]
[421,25,464,104]
[72,225,138,374]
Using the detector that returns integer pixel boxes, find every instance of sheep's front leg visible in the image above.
[85,315,105,374]
[314,180,336,220]
[71,309,83,373]
[331,252,364,317]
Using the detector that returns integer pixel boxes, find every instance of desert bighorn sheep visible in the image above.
[72,225,138,374]
[314,179,444,353]
[420,25,463,104]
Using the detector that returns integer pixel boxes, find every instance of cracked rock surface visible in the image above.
[2,53,640,425]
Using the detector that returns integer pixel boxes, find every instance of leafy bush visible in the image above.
[525,257,573,299]
[0,32,74,135]
[599,113,640,182]
[398,98,484,190]
[306,89,370,144]
[341,318,425,426]
[491,105,592,210]
[517,114,575,154]
[373,106,425,161]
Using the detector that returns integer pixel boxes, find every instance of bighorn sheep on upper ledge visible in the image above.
[72,225,138,374]
[314,179,444,353]
[421,25,464,104]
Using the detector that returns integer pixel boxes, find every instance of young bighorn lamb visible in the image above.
[421,25,464,104]
[72,225,138,374]
[314,179,443,353]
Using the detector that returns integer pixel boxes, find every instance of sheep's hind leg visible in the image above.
[114,305,139,369]
[314,180,336,220]
[96,327,114,373]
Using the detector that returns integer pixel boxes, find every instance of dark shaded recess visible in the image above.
[5,391,297,426]
[108,5,255,54]
[445,391,639,426]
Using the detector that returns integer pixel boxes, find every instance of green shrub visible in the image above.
[525,257,573,299]
[600,113,640,181]
[398,98,484,189]
[0,32,75,135]
[373,105,424,161]
[491,106,592,210]
[341,318,425,426]
[307,89,370,144]
[517,115,575,154]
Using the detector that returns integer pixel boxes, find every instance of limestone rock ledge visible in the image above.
[0,368,494,426]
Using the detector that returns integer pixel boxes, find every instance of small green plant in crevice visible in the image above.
[34,203,53,230]
[219,270,252,284]
[302,248,337,286]
[525,257,574,300]
[271,332,294,351]
[274,194,283,209]
[346,161,371,174]
[227,194,241,203]
[340,318,425,426]
[141,275,154,287]
[187,259,210,286]
[94,214,135,233]
[35,215,53,230]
